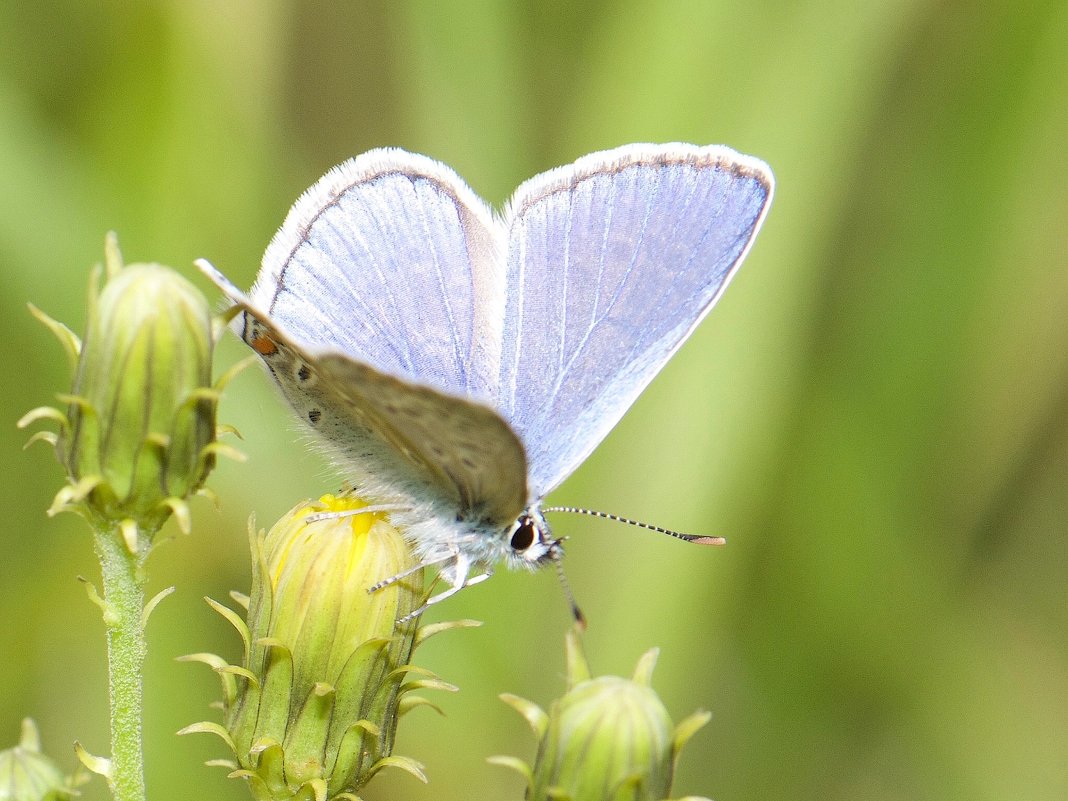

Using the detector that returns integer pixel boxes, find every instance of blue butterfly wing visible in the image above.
[202,150,530,533]
[496,144,774,499]
[203,258,530,528]
[252,148,507,402]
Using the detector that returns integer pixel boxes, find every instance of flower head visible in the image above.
[0,719,79,801]
[182,494,473,800]
[18,233,230,548]
[495,629,712,801]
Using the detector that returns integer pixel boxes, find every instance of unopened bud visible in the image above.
[496,630,712,801]
[20,234,222,544]
[0,719,78,801]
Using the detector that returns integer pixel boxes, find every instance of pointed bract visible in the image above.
[183,495,473,799]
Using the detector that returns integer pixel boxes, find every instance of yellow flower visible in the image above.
[183,494,472,800]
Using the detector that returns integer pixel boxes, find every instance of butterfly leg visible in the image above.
[367,548,465,593]
[372,549,493,620]
[367,560,434,593]
[305,503,409,524]
[397,568,494,623]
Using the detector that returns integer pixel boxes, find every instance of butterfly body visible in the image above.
[201,143,773,603]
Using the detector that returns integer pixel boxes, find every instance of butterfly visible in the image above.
[199,143,773,613]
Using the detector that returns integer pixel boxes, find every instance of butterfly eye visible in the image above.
[510,517,536,552]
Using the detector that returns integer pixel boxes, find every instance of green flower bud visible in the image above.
[19,234,227,546]
[61,242,215,526]
[182,494,473,800]
[495,630,712,801]
[0,719,78,801]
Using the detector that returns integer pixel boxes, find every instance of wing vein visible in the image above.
[419,179,468,388]
[327,215,413,369]
[556,186,574,378]
[544,170,662,409]
[343,187,419,373]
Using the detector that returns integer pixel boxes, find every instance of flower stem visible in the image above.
[93,523,148,801]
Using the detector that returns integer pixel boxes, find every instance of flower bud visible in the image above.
[19,234,223,545]
[61,242,215,526]
[182,494,471,800]
[0,719,77,801]
[496,630,712,801]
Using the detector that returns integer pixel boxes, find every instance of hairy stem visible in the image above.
[93,524,148,801]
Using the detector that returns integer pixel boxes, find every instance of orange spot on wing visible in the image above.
[250,333,279,356]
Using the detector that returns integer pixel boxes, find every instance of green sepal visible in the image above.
[27,302,81,369]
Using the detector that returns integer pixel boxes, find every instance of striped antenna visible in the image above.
[542,506,726,546]
[550,540,586,629]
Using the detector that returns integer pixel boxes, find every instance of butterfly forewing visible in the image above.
[253,149,507,402]
[199,260,527,529]
[496,144,774,498]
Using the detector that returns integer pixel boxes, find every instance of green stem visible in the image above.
[93,524,148,801]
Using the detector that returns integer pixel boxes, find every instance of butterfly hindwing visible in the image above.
[496,144,774,498]
[314,353,527,527]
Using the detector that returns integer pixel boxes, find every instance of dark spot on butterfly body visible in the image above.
[298,364,311,381]
[308,408,322,424]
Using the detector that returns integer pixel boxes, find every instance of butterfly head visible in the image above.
[506,508,585,625]
[504,508,562,569]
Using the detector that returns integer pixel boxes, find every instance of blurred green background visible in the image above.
[2,1,1065,799]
